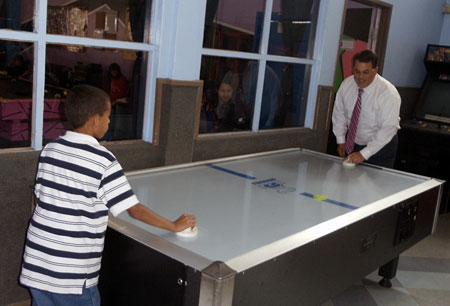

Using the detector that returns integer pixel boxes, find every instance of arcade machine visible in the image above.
[395,44,450,213]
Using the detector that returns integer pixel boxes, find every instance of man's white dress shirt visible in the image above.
[332,74,401,160]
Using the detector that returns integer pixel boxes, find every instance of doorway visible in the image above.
[334,0,392,91]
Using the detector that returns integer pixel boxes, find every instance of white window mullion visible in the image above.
[141,0,162,142]
[142,49,158,142]
[251,0,273,131]
[265,55,314,65]
[259,0,273,57]
[45,34,154,52]
[201,48,315,66]
[251,59,266,131]
[304,0,329,128]
[31,0,48,150]
[0,30,38,42]
[32,41,46,150]
[150,0,163,45]
[202,48,262,61]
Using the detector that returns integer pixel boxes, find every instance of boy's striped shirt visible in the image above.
[20,131,139,294]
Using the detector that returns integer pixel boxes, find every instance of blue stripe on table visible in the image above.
[300,192,359,210]
[206,164,256,180]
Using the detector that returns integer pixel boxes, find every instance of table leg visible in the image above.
[378,256,399,288]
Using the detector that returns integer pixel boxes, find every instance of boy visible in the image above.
[20,85,196,306]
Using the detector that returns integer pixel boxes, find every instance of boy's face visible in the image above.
[94,102,111,139]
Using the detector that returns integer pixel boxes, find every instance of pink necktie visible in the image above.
[345,88,363,154]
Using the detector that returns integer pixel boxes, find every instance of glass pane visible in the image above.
[259,62,310,129]
[203,0,266,53]
[44,44,148,142]
[47,0,152,43]
[199,56,256,133]
[0,41,34,148]
[268,0,319,58]
[0,0,34,32]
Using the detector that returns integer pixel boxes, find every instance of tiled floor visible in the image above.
[9,213,450,306]
[322,212,450,306]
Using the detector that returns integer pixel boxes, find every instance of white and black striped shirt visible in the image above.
[20,131,139,294]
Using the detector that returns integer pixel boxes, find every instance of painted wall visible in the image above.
[383,0,446,87]
[441,0,450,45]
[319,0,446,88]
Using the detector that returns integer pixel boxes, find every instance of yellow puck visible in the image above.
[313,194,328,201]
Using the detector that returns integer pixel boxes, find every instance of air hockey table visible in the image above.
[99,148,444,306]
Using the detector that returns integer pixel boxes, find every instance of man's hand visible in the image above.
[345,152,365,164]
[337,144,346,158]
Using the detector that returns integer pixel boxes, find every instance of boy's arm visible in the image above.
[127,203,196,232]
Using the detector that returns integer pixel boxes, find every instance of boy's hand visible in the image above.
[173,214,196,232]
[128,203,196,233]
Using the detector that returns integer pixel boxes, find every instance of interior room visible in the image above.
[1,0,449,305]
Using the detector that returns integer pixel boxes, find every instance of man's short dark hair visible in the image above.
[65,85,110,129]
[353,50,378,68]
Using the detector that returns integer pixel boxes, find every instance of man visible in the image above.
[332,50,401,168]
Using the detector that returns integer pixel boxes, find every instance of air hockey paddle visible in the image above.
[176,226,198,238]
[342,159,356,169]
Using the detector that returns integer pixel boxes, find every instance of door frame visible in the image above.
[336,0,393,78]
[326,0,393,155]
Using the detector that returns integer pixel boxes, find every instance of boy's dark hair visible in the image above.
[65,85,110,129]
[353,50,378,68]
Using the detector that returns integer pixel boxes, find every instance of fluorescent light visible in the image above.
[292,21,311,24]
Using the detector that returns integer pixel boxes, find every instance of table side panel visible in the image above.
[231,186,440,306]
[99,228,202,306]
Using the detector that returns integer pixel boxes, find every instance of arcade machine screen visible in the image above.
[414,44,450,125]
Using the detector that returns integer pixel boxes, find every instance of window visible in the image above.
[0,40,34,147]
[200,0,320,134]
[0,1,34,32]
[0,0,156,150]
[46,0,151,43]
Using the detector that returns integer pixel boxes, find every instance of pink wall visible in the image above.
[216,0,266,33]
[215,0,285,34]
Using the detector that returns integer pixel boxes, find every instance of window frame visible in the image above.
[0,0,160,150]
[200,0,328,133]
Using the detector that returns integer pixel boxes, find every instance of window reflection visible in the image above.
[0,0,34,32]
[203,0,266,53]
[0,41,34,148]
[199,56,256,133]
[268,0,319,58]
[259,62,310,129]
[47,0,152,43]
[44,44,148,142]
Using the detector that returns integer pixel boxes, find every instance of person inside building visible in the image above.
[201,76,248,133]
[106,62,128,104]
[332,49,401,168]
[101,63,129,141]
[19,85,196,306]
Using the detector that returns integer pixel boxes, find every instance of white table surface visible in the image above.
[114,149,429,266]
